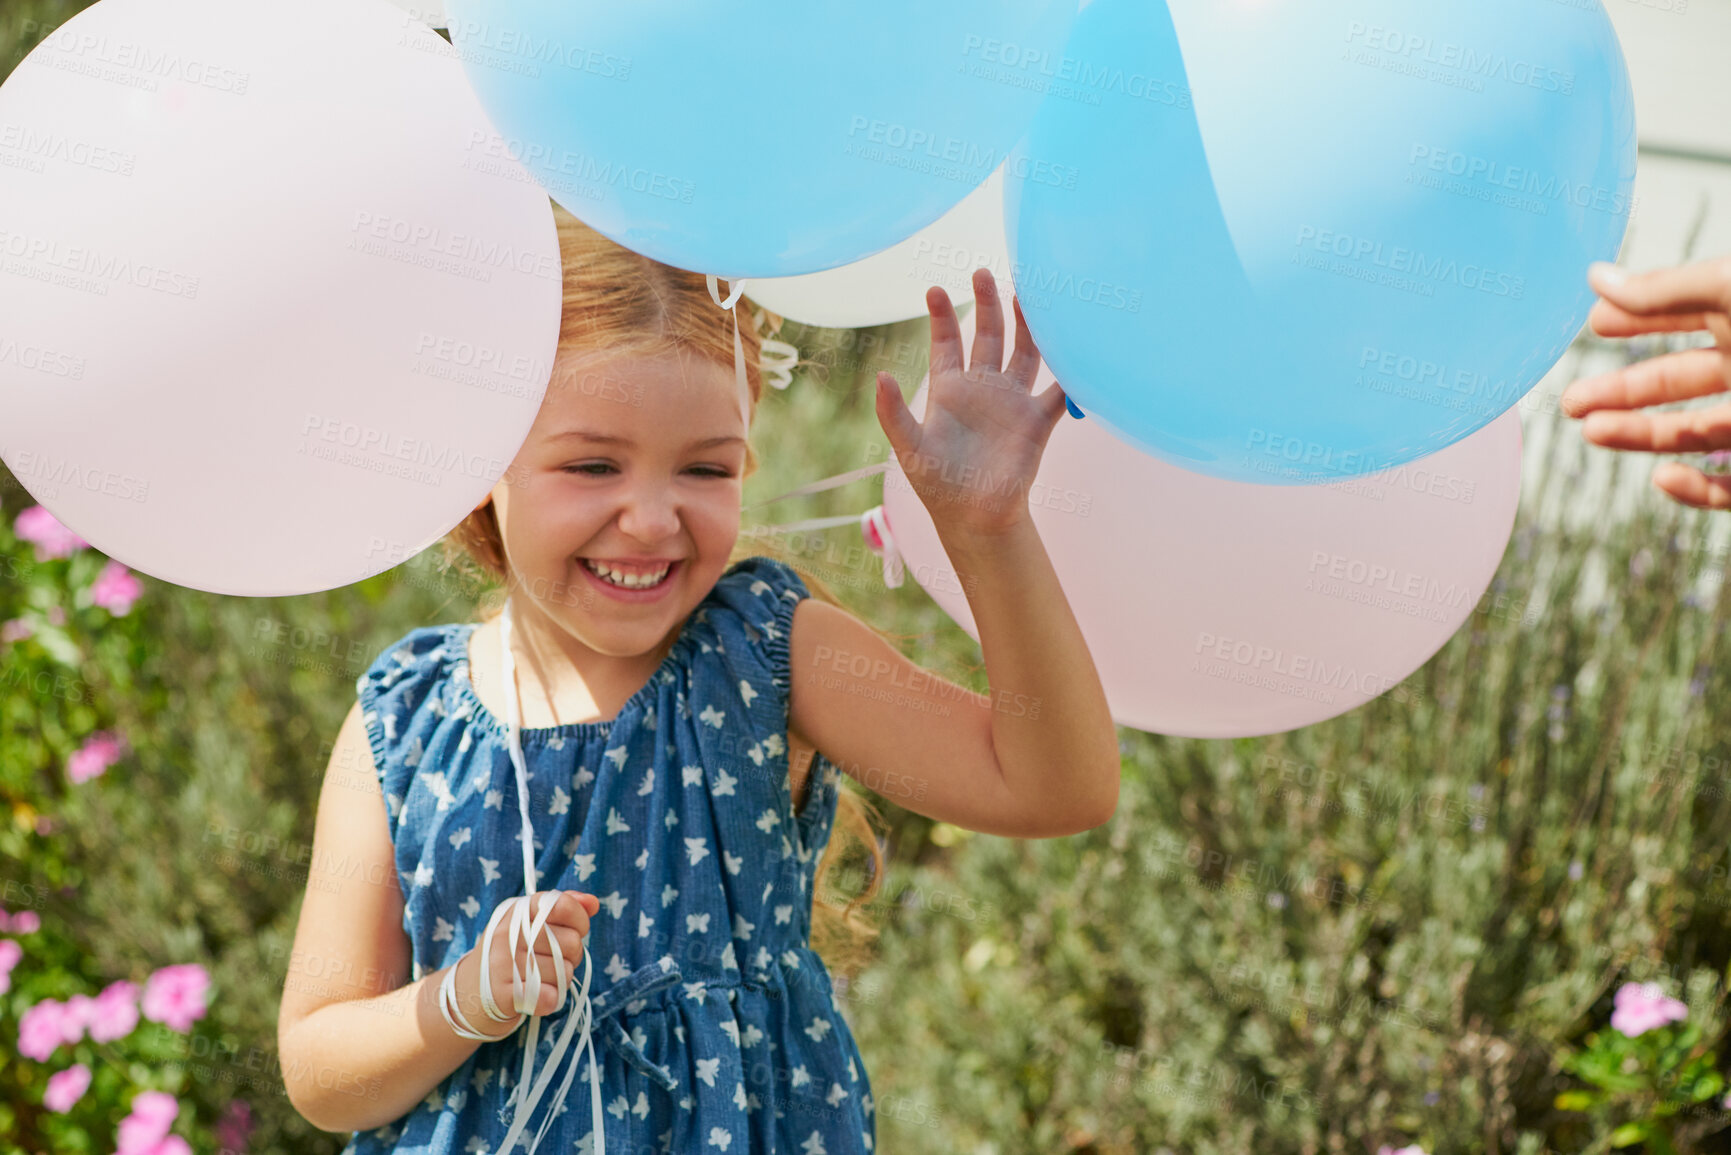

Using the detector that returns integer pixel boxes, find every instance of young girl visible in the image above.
[277,204,1121,1155]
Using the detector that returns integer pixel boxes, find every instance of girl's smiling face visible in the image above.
[484,348,747,661]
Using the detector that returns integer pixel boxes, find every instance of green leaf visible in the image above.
[1609,1122,1648,1147]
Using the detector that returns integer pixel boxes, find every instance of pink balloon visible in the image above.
[881,305,1522,738]
[0,0,561,596]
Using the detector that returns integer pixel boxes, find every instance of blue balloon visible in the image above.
[443,0,1075,279]
[1006,0,1635,484]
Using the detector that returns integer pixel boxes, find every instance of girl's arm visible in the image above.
[278,702,505,1133]
[787,270,1120,837]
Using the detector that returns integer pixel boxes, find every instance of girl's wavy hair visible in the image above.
[440,201,887,978]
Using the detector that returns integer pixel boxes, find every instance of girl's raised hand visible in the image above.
[1561,258,1731,511]
[451,890,601,1037]
[874,268,1071,538]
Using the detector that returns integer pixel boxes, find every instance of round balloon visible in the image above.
[880,306,1522,738]
[0,0,561,596]
[747,166,1014,329]
[441,0,1075,279]
[1007,0,1632,484]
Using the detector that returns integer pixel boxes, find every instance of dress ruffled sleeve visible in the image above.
[353,625,452,830]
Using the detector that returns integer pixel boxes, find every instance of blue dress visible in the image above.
[339,556,877,1155]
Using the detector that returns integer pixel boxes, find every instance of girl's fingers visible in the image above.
[926,285,966,380]
[1591,258,1731,318]
[1006,294,1043,389]
[1561,349,1728,416]
[875,371,924,464]
[1034,381,1071,444]
[1580,401,1731,454]
[1589,298,1713,337]
[968,268,1006,380]
[1653,461,1731,510]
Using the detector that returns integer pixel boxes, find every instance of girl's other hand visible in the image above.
[453,890,601,1035]
[1561,258,1731,510]
[874,267,1072,538]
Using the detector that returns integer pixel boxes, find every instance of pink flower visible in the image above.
[89,979,142,1042]
[1377,1147,1427,1155]
[67,731,127,785]
[1611,981,1688,1037]
[0,938,22,996]
[11,909,40,933]
[0,617,33,643]
[17,999,70,1061]
[63,993,97,1042]
[13,506,88,561]
[142,964,210,1033]
[134,1139,192,1155]
[89,559,143,616]
[44,1063,92,1112]
[117,1091,181,1155]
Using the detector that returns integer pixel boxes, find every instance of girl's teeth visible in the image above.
[584,559,671,588]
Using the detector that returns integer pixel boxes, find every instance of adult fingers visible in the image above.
[1591,258,1731,318]
[1580,402,1731,454]
[1653,461,1731,511]
[1589,298,1712,338]
[1560,349,1727,417]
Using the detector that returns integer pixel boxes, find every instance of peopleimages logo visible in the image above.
[440,18,631,79]
[0,333,85,379]
[958,34,1191,109]
[1344,22,1574,94]
[1409,145,1633,217]
[34,27,251,94]
[0,124,135,176]
[1295,225,1526,300]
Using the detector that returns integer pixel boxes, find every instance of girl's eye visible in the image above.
[560,464,734,477]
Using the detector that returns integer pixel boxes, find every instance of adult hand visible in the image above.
[1560,258,1731,510]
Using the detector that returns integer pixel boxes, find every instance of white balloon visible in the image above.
[0,0,560,595]
[746,166,1015,329]
[388,0,447,30]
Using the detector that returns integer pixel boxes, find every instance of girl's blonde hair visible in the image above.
[441,202,886,979]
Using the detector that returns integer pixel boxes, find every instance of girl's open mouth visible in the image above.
[578,557,682,600]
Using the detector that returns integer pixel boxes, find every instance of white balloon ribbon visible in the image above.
[742,462,906,589]
[706,274,752,431]
[435,597,683,1155]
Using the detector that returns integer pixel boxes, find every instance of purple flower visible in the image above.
[13,506,88,561]
[44,1063,92,1112]
[142,964,210,1033]
[215,1099,255,1153]
[89,560,144,616]
[67,731,127,785]
[0,617,34,643]
[1611,981,1687,1037]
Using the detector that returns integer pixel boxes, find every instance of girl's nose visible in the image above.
[614,484,682,543]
